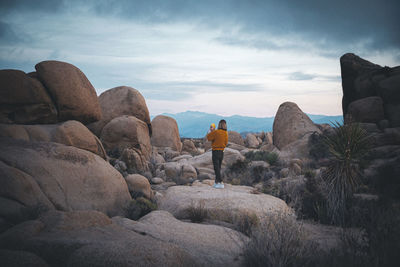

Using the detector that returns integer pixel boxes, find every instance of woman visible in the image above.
[206,119,228,189]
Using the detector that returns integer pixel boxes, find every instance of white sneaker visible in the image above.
[213,183,219,188]
[219,183,224,189]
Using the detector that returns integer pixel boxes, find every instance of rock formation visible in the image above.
[340,53,400,127]
[87,86,151,136]
[0,138,131,225]
[151,115,182,152]
[35,60,102,124]
[273,102,321,150]
[0,70,57,124]
[0,120,106,159]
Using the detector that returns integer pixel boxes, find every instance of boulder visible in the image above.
[227,142,246,151]
[163,162,197,184]
[151,115,182,151]
[340,53,400,127]
[0,70,57,124]
[245,133,259,148]
[0,210,196,267]
[346,96,384,123]
[113,210,247,266]
[273,102,321,150]
[35,60,101,124]
[340,53,381,115]
[158,183,293,223]
[125,174,153,199]
[120,148,150,173]
[0,120,106,159]
[100,115,151,160]
[182,139,199,155]
[228,131,245,146]
[87,86,151,136]
[188,148,245,170]
[0,138,131,224]
[0,249,49,267]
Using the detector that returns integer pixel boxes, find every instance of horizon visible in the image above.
[1,1,399,117]
[150,109,343,119]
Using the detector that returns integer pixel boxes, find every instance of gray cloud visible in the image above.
[1,0,399,55]
[288,71,341,82]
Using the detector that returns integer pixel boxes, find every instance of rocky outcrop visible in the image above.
[0,210,196,266]
[113,210,247,266]
[100,115,151,158]
[151,115,182,152]
[87,86,151,136]
[0,120,106,159]
[0,138,131,226]
[35,60,101,124]
[125,174,153,199]
[340,53,400,127]
[346,96,385,123]
[187,148,245,170]
[245,133,259,148]
[0,70,57,124]
[182,139,199,155]
[228,131,245,146]
[158,183,293,223]
[273,102,321,150]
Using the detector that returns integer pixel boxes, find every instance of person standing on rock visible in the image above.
[207,120,228,189]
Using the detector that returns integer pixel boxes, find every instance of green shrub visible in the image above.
[245,151,279,165]
[228,159,249,173]
[125,197,157,220]
[322,122,371,225]
[186,200,208,223]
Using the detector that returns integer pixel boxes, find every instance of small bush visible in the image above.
[232,212,259,236]
[245,151,279,165]
[244,214,315,267]
[228,159,249,173]
[125,197,157,220]
[186,200,208,223]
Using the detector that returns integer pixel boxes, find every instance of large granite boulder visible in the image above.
[273,102,321,150]
[35,60,101,124]
[113,210,247,266]
[0,120,106,159]
[158,183,293,223]
[100,115,151,160]
[340,53,400,127]
[0,210,196,266]
[125,174,153,199]
[228,131,245,146]
[0,70,57,124]
[0,138,131,226]
[245,133,259,148]
[187,148,245,170]
[346,96,385,123]
[151,115,182,152]
[87,86,151,136]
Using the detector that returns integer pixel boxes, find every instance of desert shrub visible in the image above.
[228,159,249,173]
[250,165,274,184]
[308,131,330,160]
[232,212,260,236]
[125,197,157,220]
[186,200,208,223]
[301,174,329,223]
[245,151,278,165]
[243,214,315,267]
[322,122,371,225]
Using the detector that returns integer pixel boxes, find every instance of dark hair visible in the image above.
[218,119,227,130]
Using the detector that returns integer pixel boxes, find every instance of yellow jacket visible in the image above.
[207,129,228,150]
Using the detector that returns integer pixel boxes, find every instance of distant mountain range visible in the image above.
[151,111,343,138]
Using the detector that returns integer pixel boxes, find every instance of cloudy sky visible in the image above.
[1,0,399,117]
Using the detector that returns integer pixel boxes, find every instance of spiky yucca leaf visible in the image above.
[322,122,371,225]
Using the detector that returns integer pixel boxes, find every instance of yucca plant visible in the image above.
[322,121,371,225]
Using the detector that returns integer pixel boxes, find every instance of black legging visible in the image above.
[212,150,224,183]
